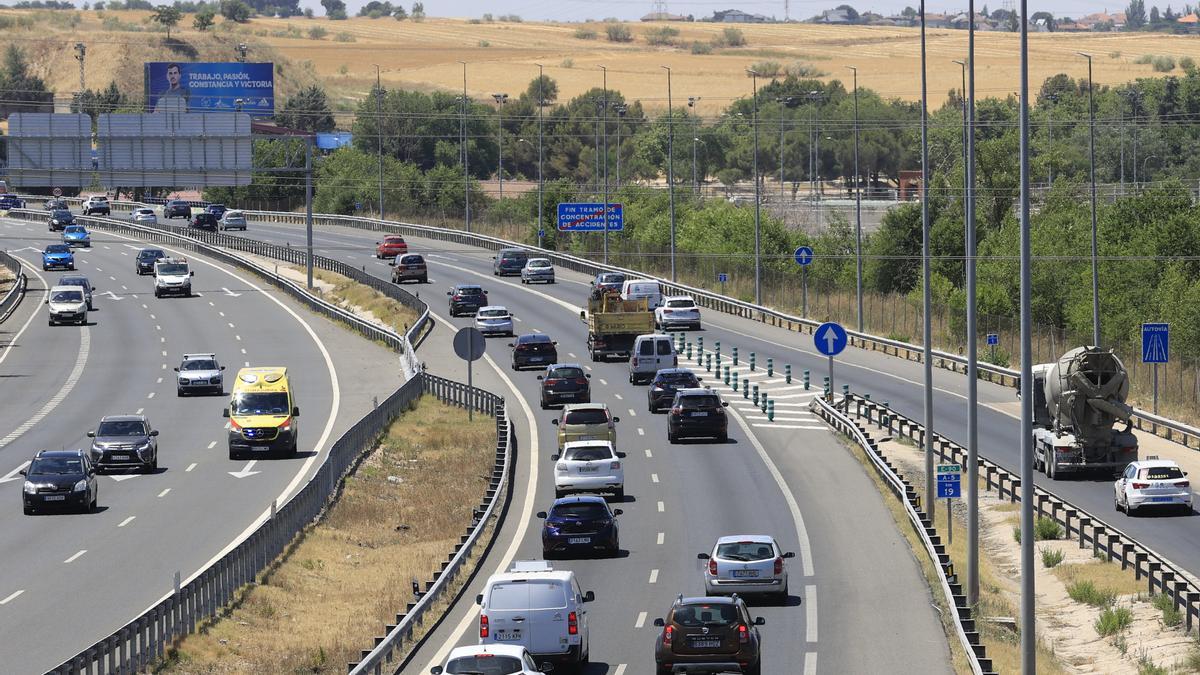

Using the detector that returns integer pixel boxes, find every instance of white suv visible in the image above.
[431,645,549,675]
[655,295,702,330]
[476,561,594,666]
[82,195,110,216]
[553,440,625,500]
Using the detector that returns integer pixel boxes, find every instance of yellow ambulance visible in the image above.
[223,367,299,459]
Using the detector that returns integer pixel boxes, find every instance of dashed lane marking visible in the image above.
[657,532,664,545]
[186,463,197,472]
[0,590,24,605]
[63,550,86,564]
[118,516,135,528]
[649,569,659,584]
[0,328,91,451]
[634,611,647,628]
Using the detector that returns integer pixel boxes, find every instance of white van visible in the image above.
[629,333,677,384]
[476,560,594,666]
[620,278,663,309]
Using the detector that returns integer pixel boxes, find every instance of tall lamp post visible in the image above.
[688,97,701,195]
[614,103,628,187]
[847,67,863,333]
[374,64,385,220]
[458,61,470,232]
[1078,52,1100,347]
[536,64,546,249]
[919,0,936,535]
[1018,0,1035,667]
[492,93,509,198]
[965,0,980,609]
[748,68,762,306]
[663,65,676,282]
[600,66,609,264]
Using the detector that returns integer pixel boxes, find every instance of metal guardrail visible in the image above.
[811,396,992,675]
[0,250,28,324]
[845,393,1200,644]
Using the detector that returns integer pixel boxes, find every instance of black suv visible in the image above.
[647,368,702,413]
[510,333,558,370]
[135,248,167,275]
[164,200,192,219]
[447,284,488,316]
[88,415,160,473]
[538,364,591,408]
[21,450,98,515]
[190,213,218,231]
[667,388,729,443]
[653,595,765,675]
[48,209,75,232]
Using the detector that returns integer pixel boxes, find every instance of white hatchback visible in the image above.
[431,644,549,674]
[655,295,701,330]
[131,208,158,225]
[553,440,625,500]
[1115,458,1193,515]
[699,534,795,601]
[475,306,515,337]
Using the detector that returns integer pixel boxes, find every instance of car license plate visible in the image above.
[530,356,544,362]
[732,570,760,578]
[192,380,207,385]
[111,454,130,461]
[690,638,721,649]
[692,411,709,417]
[44,495,66,501]
[568,537,591,544]
[493,630,521,641]
[1152,497,1174,502]
[579,466,599,473]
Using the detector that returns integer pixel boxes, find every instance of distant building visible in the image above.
[711,8,770,23]
[813,7,854,23]
[641,11,688,21]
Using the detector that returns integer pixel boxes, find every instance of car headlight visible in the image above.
[73,479,88,492]
[137,441,152,450]
[544,524,560,535]
[23,481,36,494]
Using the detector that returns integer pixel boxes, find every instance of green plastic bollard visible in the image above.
[751,352,757,371]
[687,343,693,360]
[842,384,850,399]
[697,336,703,355]
[714,341,721,357]
[732,372,739,391]
[767,358,774,377]
[767,399,775,421]
[761,394,768,413]
[743,377,750,398]
[881,400,891,428]
[785,364,792,384]
[732,347,739,366]
[724,365,731,385]
[706,353,713,372]
[752,384,759,405]
[803,370,811,390]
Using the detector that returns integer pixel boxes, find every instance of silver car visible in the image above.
[520,258,555,284]
[474,306,515,336]
[220,210,248,231]
[57,275,96,311]
[699,534,795,601]
[174,353,225,396]
[131,208,158,225]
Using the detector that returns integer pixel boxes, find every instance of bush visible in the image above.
[1067,580,1117,607]
[1034,515,1063,540]
[499,14,522,22]
[1182,56,1197,70]
[690,41,712,55]
[1134,53,1154,65]
[722,26,746,46]
[605,23,632,42]
[478,40,490,47]
[334,31,356,42]
[748,60,783,77]
[481,12,493,21]
[787,62,828,78]
[561,58,574,68]
[1040,546,1065,568]
[645,25,679,46]
[1153,55,1176,72]
[1094,606,1133,636]
[574,27,596,39]
[307,25,327,39]
[1151,593,1182,627]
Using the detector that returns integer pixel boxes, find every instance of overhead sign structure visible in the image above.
[5,114,92,187]
[1142,323,1169,364]
[556,203,624,232]
[98,113,253,188]
[794,245,814,266]
[144,62,275,116]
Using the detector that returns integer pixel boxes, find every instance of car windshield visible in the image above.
[1140,466,1185,480]
[501,252,527,262]
[479,309,509,318]
[656,372,698,386]
[445,655,524,675]
[716,541,776,562]
[552,502,610,519]
[666,299,695,308]
[51,290,83,303]
[563,445,613,461]
[563,409,608,425]
[679,395,721,410]
[97,420,147,436]
[457,287,483,296]
[52,210,72,218]
[158,264,187,275]
[65,225,85,233]
[548,367,584,379]
[139,250,164,260]
[232,392,290,415]
[46,245,70,253]
[673,603,739,627]
[182,359,217,371]
[29,457,84,475]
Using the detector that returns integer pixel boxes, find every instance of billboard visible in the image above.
[98,113,253,187]
[144,62,275,116]
[5,113,92,187]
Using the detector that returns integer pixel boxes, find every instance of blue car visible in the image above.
[62,224,91,248]
[537,495,621,558]
[42,244,75,271]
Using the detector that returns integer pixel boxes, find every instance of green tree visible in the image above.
[219,0,252,22]
[193,7,215,30]
[320,0,346,19]
[1126,0,1147,28]
[392,4,406,19]
[275,85,336,132]
[525,74,558,105]
[151,5,182,38]
[70,81,128,121]
[0,45,52,114]
[410,1,424,20]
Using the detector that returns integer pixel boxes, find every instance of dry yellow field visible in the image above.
[7,9,1200,110]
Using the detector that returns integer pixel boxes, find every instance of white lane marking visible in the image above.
[235,335,241,341]
[599,378,608,386]
[613,665,627,675]
[0,328,90,451]
[651,473,659,483]
[0,462,31,484]
[207,441,216,449]
[628,408,636,417]
[160,364,166,370]
[0,590,24,605]
[421,310,540,672]
[118,516,135,528]
[649,569,659,584]
[229,461,261,478]
[109,275,116,281]
[219,311,226,318]
[135,408,143,415]
[806,584,818,641]
[241,348,246,354]
[186,463,197,472]
[634,611,647,628]
[109,474,139,483]
[657,501,665,512]
[157,488,171,498]
[657,532,664,545]
[227,322,235,328]
[0,258,51,371]
[637,428,645,436]
[208,301,215,306]
[156,377,163,384]
[753,424,827,430]
[567,352,577,358]
[584,366,592,372]
[63,550,87,564]
[147,392,155,399]
[804,653,817,675]
[645,449,652,458]
[121,284,128,290]
[161,350,167,356]
[613,393,623,400]
[743,415,815,423]
[160,336,165,343]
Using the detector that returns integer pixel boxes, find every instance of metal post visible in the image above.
[966,3,980,608]
[601,66,609,265]
[663,66,676,282]
[74,43,86,93]
[374,65,385,221]
[615,104,627,187]
[689,97,700,195]
[537,65,545,249]
[305,136,314,290]
[1154,363,1160,414]
[849,66,863,333]
[749,69,762,306]
[1078,52,1100,347]
[459,61,470,232]
[779,105,786,200]
[920,0,935,527]
[802,266,808,317]
[493,93,508,198]
[1018,0,1036,667]
[467,331,475,422]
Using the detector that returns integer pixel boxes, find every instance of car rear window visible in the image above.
[666,298,695,308]
[549,367,584,379]
[656,372,698,385]
[678,395,721,410]
[384,236,405,242]
[457,287,483,296]
[656,339,673,356]
[399,255,423,264]
[519,334,550,344]
[501,251,527,262]
[563,445,613,461]
[528,259,550,268]
[1140,467,1185,480]
[599,273,625,284]
[446,655,524,675]
[479,308,508,318]
[639,340,655,355]
[487,581,566,610]
[716,541,776,561]
[563,409,608,425]
[673,603,738,627]
[552,502,610,520]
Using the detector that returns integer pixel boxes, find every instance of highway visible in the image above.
[0,216,402,673]
[235,218,954,673]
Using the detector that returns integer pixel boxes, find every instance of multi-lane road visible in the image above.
[0,216,401,673]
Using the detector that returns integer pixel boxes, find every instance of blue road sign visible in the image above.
[718,273,729,283]
[937,464,961,498]
[814,322,848,357]
[793,245,814,266]
[538,229,545,238]
[1142,323,1169,364]
[354,202,362,211]
[987,333,999,346]
[557,203,624,232]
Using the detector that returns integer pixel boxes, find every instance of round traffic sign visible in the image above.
[53,187,63,197]
[453,327,487,362]
[814,322,848,357]
[794,246,814,266]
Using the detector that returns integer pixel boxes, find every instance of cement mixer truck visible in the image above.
[1024,346,1139,479]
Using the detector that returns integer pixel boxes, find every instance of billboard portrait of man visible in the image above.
[153,63,189,114]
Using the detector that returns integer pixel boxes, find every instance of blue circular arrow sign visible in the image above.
[794,245,814,266]
[814,321,848,357]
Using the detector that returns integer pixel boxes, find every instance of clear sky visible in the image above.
[317,0,1124,23]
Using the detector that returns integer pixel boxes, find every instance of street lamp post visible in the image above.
[600,66,609,265]
[1078,52,1100,347]
[536,64,545,249]
[458,61,470,232]
[748,68,762,306]
[688,97,700,195]
[492,93,508,198]
[374,64,385,221]
[614,104,628,187]
[919,0,936,537]
[965,0,980,608]
[663,65,676,282]
[1018,0,1035,668]
[847,68,863,333]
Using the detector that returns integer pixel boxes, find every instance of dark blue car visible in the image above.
[42,244,75,271]
[538,495,621,558]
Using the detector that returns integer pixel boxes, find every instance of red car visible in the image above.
[375,235,408,259]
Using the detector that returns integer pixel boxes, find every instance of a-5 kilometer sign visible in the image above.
[557,203,624,232]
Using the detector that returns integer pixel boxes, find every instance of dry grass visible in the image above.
[309,268,420,336]
[161,394,495,674]
[11,10,1200,109]
[1053,560,1146,598]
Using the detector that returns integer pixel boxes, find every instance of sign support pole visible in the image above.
[802,266,808,318]
[468,329,474,422]
[305,135,314,291]
[827,354,833,403]
[1153,362,1159,415]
